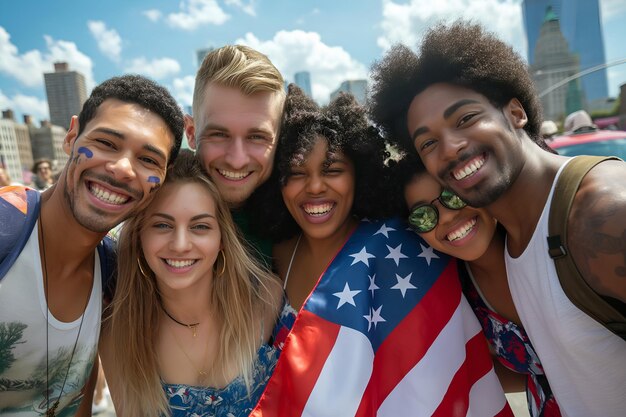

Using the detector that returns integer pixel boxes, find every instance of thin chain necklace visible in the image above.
[159,298,200,337]
[166,320,212,385]
[40,214,89,417]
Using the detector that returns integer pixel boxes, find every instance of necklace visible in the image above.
[159,300,200,337]
[167,321,212,385]
[40,214,89,417]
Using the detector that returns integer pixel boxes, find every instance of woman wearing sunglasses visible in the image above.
[391,152,561,417]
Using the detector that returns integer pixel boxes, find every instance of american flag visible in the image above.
[252,218,512,417]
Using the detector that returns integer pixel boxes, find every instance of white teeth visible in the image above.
[165,259,196,268]
[89,183,129,205]
[453,156,485,180]
[218,169,250,180]
[447,218,477,241]
[303,203,333,216]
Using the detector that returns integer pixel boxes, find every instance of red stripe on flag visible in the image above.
[355,259,462,416]
[431,332,498,417]
[250,310,340,417]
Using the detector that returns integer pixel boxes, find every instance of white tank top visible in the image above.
[0,221,102,415]
[505,159,626,417]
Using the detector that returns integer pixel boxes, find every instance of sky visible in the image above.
[1,0,626,124]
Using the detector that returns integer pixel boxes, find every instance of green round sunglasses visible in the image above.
[408,189,467,233]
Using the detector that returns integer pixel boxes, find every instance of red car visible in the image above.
[549,129,626,160]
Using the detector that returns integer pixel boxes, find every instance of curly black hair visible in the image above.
[77,74,184,163]
[250,84,393,242]
[369,20,544,152]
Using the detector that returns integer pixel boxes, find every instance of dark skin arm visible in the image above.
[75,357,98,417]
[567,160,626,302]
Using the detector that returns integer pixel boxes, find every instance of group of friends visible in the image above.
[0,20,624,417]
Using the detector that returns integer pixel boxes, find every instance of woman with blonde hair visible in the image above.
[99,150,282,417]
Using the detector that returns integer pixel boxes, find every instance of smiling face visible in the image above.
[404,172,496,261]
[140,181,222,295]
[281,137,356,241]
[62,99,174,233]
[407,83,528,208]
[187,83,283,208]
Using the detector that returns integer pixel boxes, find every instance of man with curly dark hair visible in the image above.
[0,74,184,416]
[251,85,512,416]
[370,20,626,417]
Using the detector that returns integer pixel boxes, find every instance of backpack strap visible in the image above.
[0,186,40,280]
[547,155,626,341]
[97,235,117,303]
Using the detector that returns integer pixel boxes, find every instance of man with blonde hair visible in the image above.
[185,45,285,262]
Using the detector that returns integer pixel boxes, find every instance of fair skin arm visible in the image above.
[568,160,626,302]
[98,324,125,416]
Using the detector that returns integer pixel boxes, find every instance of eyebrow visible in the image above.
[152,213,216,221]
[92,127,168,162]
[411,99,480,140]
[199,123,274,137]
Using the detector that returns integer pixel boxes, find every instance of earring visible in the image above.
[137,258,150,277]
[215,249,226,277]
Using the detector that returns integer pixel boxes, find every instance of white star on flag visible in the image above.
[418,243,439,266]
[333,282,361,309]
[363,308,374,331]
[374,223,395,238]
[368,274,380,298]
[371,305,386,329]
[391,272,417,298]
[350,246,376,267]
[386,244,408,266]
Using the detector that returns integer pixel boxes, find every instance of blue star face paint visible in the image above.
[148,176,161,184]
[77,147,93,158]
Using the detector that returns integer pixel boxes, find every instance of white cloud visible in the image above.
[225,0,256,16]
[0,26,96,91]
[601,0,626,20]
[44,35,96,90]
[171,75,196,110]
[237,30,368,104]
[124,57,181,80]
[87,20,122,62]
[166,0,230,30]
[377,0,526,59]
[142,9,162,22]
[0,89,49,122]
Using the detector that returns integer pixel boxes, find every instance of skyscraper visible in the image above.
[330,80,368,105]
[531,8,583,121]
[523,0,608,102]
[197,47,214,67]
[294,71,312,98]
[44,62,87,130]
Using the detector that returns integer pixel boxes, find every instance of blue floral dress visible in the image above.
[162,344,279,417]
[459,260,562,417]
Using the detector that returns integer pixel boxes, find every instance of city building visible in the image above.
[29,120,68,170]
[196,47,214,67]
[44,62,87,130]
[0,117,23,182]
[523,0,608,103]
[531,8,583,121]
[330,80,368,105]
[294,71,312,97]
[1,110,34,183]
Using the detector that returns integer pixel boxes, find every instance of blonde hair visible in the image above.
[106,150,281,416]
[192,45,285,118]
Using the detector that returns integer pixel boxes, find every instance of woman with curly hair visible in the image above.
[99,150,282,417]
[249,85,511,416]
